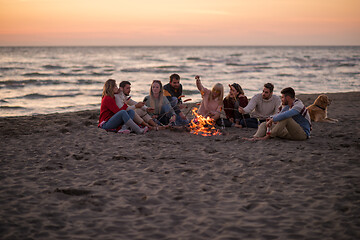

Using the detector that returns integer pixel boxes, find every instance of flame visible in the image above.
[189,108,221,136]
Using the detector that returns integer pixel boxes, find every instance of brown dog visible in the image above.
[307,94,338,123]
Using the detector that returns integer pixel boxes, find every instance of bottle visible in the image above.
[266,127,271,136]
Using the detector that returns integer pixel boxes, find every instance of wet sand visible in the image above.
[0,92,359,239]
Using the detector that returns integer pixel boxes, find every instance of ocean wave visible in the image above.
[84,65,101,69]
[42,64,65,69]
[77,79,103,84]
[0,106,26,109]
[187,57,202,61]
[59,72,112,76]
[335,63,357,67]
[0,79,105,89]
[232,69,263,73]
[186,57,218,63]
[226,63,242,66]
[290,57,307,63]
[90,94,102,97]
[23,72,52,77]
[91,72,113,76]
[226,62,270,67]
[146,58,165,62]
[0,79,68,88]
[121,65,189,73]
[302,74,317,78]
[0,67,25,71]
[229,53,243,57]
[342,72,360,76]
[15,93,83,100]
[276,73,295,77]
[59,72,87,76]
[182,89,201,95]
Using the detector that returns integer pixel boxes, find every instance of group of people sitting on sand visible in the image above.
[98,73,311,141]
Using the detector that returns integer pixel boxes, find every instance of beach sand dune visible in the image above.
[0,92,359,239]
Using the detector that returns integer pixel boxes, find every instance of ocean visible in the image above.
[1,46,359,117]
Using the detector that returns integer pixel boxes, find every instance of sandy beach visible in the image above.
[0,92,359,240]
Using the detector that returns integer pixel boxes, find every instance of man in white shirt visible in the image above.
[238,83,281,128]
[115,81,157,128]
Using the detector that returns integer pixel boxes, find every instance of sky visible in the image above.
[0,0,359,46]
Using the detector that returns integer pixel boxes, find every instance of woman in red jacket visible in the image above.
[218,83,250,128]
[98,79,147,134]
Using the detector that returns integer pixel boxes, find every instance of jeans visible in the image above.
[168,96,189,126]
[175,114,189,126]
[239,117,265,128]
[101,110,135,131]
[216,118,234,127]
[155,104,173,125]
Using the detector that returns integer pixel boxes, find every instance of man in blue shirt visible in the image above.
[246,87,311,141]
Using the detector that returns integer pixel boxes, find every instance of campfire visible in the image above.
[189,108,222,136]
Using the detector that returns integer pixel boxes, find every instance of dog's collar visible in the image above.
[315,104,326,110]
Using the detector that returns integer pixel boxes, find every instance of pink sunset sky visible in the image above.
[0,0,359,46]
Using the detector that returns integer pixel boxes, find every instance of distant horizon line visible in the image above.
[1,45,359,48]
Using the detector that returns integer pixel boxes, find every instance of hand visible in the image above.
[178,103,185,109]
[266,118,273,128]
[207,111,215,117]
[179,112,187,120]
[238,107,245,114]
[135,102,145,108]
[195,75,200,81]
[146,107,155,113]
[125,96,132,105]
[170,115,176,123]
[229,118,234,123]
[152,115,158,119]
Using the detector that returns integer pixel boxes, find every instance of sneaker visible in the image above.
[117,129,131,134]
[141,126,148,134]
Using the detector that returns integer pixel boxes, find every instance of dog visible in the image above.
[307,94,338,123]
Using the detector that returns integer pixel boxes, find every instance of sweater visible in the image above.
[98,96,128,127]
[114,92,147,111]
[198,87,222,116]
[143,95,175,116]
[243,93,281,120]
[223,95,249,119]
[163,83,183,103]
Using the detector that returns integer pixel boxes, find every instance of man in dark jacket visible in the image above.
[163,73,189,125]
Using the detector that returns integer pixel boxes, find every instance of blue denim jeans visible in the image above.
[101,110,135,131]
[155,104,173,125]
[168,96,189,126]
[239,117,265,128]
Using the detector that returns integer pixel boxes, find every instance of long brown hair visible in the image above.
[102,79,116,98]
[225,83,244,100]
[150,80,163,112]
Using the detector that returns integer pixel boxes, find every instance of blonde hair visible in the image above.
[150,80,164,113]
[102,79,116,98]
[210,83,224,106]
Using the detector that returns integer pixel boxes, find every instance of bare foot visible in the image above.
[242,137,257,141]
[242,135,270,141]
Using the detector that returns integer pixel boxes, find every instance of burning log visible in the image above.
[189,107,221,136]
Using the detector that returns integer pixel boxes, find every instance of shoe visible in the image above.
[117,129,130,134]
[141,126,148,134]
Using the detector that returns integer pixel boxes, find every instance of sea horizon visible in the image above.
[1,46,359,117]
